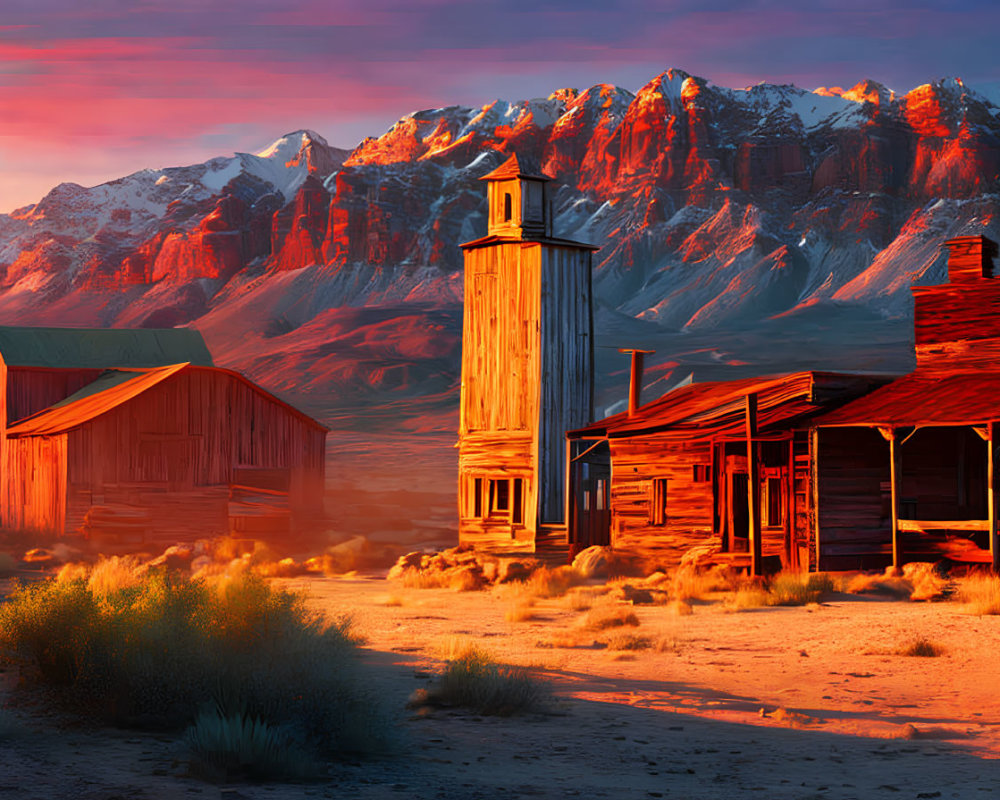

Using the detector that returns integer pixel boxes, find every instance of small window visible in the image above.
[503,192,513,222]
[649,478,668,526]
[473,477,483,518]
[491,479,510,513]
[512,478,523,524]
[692,464,711,483]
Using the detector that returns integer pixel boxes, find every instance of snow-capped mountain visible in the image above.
[4,68,1000,429]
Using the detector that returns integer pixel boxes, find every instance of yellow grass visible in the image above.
[956,573,1000,615]
[582,600,640,631]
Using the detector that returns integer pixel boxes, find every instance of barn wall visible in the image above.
[816,426,891,570]
[3,434,66,533]
[6,367,103,423]
[57,369,324,539]
[539,245,592,524]
[608,433,714,567]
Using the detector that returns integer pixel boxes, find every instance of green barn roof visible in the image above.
[0,327,213,369]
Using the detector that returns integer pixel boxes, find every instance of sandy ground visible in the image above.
[2,571,1000,799]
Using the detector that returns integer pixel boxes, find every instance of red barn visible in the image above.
[0,327,326,545]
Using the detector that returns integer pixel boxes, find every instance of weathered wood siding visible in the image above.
[539,245,592,523]
[816,426,891,570]
[5,367,103,423]
[913,282,1000,370]
[458,241,542,549]
[486,179,523,237]
[608,433,714,567]
[4,434,66,533]
[8,369,324,539]
[458,431,536,551]
[460,242,541,435]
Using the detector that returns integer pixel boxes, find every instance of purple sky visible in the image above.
[2,0,999,212]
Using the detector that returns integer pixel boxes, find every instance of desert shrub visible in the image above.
[956,573,1000,615]
[430,645,546,716]
[582,602,640,631]
[0,566,390,758]
[671,564,739,602]
[504,599,536,622]
[767,572,836,606]
[603,632,652,651]
[522,565,587,599]
[897,637,945,657]
[847,562,947,601]
[186,709,319,781]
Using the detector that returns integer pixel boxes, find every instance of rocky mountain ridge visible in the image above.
[3,69,1000,427]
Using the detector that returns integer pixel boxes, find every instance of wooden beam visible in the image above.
[746,393,762,576]
[887,427,902,569]
[811,427,820,573]
[990,422,999,573]
[785,437,795,569]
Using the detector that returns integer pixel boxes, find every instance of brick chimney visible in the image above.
[945,235,997,282]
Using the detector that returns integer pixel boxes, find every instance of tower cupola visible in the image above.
[480,153,552,239]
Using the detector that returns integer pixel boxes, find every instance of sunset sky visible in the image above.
[2,0,999,213]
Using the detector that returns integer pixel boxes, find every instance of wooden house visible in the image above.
[812,235,1000,570]
[566,370,885,572]
[0,327,325,544]
[457,154,598,553]
[564,235,1000,573]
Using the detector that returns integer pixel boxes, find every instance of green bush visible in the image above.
[186,709,319,781]
[431,645,546,716]
[0,568,391,759]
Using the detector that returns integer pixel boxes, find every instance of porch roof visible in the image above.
[569,371,887,440]
[814,369,1000,428]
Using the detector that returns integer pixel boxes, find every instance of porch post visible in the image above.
[887,428,902,569]
[746,393,762,576]
[565,437,575,550]
[989,422,999,573]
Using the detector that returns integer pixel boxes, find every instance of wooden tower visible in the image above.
[458,154,598,553]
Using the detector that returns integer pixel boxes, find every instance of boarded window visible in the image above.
[692,464,711,483]
[503,192,513,221]
[649,478,668,526]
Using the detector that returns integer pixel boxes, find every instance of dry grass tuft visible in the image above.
[523,565,587,598]
[603,632,652,651]
[847,562,947,601]
[423,644,547,716]
[896,637,945,657]
[767,572,837,606]
[956,572,1000,615]
[505,599,537,623]
[670,564,740,602]
[582,601,640,631]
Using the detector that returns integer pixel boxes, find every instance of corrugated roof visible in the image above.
[479,153,550,182]
[814,370,1000,427]
[7,364,327,437]
[0,326,213,368]
[569,371,888,439]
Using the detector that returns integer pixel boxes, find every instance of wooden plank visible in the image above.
[888,429,901,568]
[991,421,999,572]
[746,393,762,575]
[897,518,989,532]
